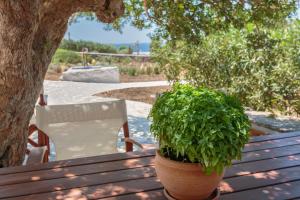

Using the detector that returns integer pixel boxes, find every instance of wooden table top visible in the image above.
[1,131,300,200]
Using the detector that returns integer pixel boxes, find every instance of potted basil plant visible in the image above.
[149,84,250,200]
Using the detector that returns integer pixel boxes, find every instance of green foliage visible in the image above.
[73,1,298,44]
[120,67,138,76]
[118,46,132,54]
[149,84,250,174]
[152,20,300,115]
[111,1,297,44]
[153,66,160,75]
[146,66,152,75]
[118,45,128,51]
[52,49,81,64]
[127,68,138,76]
[60,39,117,53]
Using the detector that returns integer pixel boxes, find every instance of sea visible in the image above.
[113,43,150,54]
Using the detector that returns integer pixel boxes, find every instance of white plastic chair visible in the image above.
[31,100,142,161]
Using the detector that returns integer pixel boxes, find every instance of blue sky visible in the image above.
[65,9,300,44]
[64,19,151,44]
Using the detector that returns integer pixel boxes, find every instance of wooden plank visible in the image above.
[221,165,300,193]
[3,144,300,187]
[0,150,155,175]
[4,177,163,200]
[243,136,300,152]
[0,167,157,199]
[225,154,300,178]
[2,133,297,175]
[1,144,295,187]
[234,144,300,164]
[1,133,298,175]
[0,157,154,186]
[221,180,300,200]
[1,132,300,200]
[100,190,166,200]
[249,131,300,143]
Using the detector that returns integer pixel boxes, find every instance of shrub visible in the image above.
[127,68,138,76]
[60,39,117,53]
[52,49,81,64]
[152,21,300,115]
[146,66,152,75]
[118,46,132,54]
[149,84,250,174]
[153,66,161,75]
[119,67,138,76]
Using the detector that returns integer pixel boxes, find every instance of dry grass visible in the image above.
[95,86,171,104]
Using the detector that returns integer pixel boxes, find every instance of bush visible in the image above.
[52,49,81,64]
[153,66,161,75]
[149,84,250,174]
[127,68,138,76]
[146,67,152,75]
[152,20,300,115]
[60,39,118,53]
[119,67,138,76]
[118,46,132,54]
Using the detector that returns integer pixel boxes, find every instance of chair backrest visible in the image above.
[35,100,127,127]
[34,100,128,160]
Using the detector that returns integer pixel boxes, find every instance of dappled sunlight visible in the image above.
[236,171,251,176]
[123,158,143,167]
[87,185,127,199]
[288,155,300,160]
[133,190,166,200]
[262,189,270,194]
[252,171,279,180]
[31,176,41,181]
[53,168,63,172]
[65,173,78,179]
[54,186,63,190]
[245,139,278,148]
[55,188,87,200]
[259,185,293,200]
[220,181,234,192]
[136,192,152,199]
[122,157,155,168]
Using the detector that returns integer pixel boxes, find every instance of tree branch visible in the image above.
[41,0,124,23]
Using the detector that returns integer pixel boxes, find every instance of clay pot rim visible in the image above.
[155,150,207,171]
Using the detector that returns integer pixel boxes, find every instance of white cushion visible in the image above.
[34,100,128,161]
[43,119,122,161]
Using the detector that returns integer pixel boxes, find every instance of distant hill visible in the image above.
[113,43,150,53]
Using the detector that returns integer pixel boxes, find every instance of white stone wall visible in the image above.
[61,66,120,83]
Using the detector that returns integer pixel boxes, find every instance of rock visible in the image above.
[246,110,300,132]
[61,66,120,83]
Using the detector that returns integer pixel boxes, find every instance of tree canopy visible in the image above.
[110,0,298,43]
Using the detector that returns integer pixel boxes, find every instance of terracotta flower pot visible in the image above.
[155,150,224,200]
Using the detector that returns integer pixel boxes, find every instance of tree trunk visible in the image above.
[0,0,124,167]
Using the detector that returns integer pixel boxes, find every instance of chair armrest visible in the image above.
[26,146,47,165]
[124,138,157,150]
[124,138,144,149]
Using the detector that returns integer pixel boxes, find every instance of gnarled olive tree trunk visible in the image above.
[0,0,124,167]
